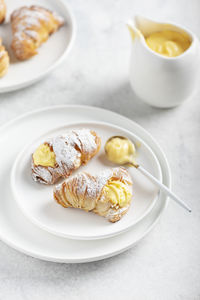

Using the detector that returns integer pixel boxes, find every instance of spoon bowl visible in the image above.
[105,135,138,167]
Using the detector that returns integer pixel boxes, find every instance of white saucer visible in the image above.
[0,0,76,93]
[11,122,161,240]
[0,105,170,262]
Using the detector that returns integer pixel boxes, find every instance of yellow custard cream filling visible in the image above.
[103,180,132,207]
[105,137,135,164]
[33,144,56,167]
[145,30,191,57]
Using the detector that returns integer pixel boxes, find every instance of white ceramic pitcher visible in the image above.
[128,16,200,108]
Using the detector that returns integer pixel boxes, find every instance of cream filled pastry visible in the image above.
[31,129,101,185]
[54,167,133,222]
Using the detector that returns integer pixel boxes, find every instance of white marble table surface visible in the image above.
[0,0,200,299]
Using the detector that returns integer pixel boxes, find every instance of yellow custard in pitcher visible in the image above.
[145,30,191,57]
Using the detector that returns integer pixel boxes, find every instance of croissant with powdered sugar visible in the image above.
[11,5,64,60]
[54,167,133,222]
[31,129,101,185]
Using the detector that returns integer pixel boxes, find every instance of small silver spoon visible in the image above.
[105,136,191,213]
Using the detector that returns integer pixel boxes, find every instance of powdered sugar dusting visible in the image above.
[24,29,38,40]
[52,11,64,24]
[32,129,100,184]
[50,129,96,173]
[77,173,96,198]
[73,130,97,153]
[50,135,81,172]
[106,205,129,218]
[59,168,113,201]
[95,168,113,194]
[12,7,49,24]
[61,167,129,201]
[12,7,49,42]
[31,161,52,184]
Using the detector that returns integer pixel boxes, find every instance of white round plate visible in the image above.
[0,0,76,93]
[0,105,170,262]
[11,122,161,240]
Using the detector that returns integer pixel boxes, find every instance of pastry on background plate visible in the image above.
[32,129,101,185]
[0,0,6,24]
[11,5,64,60]
[0,38,9,77]
[54,167,133,222]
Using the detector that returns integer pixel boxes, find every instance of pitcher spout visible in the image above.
[127,19,141,42]
[127,15,160,42]
[133,15,162,36]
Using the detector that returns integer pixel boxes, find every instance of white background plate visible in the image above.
[0,0,76,92]
[0,105,170,262]
[11,122,161,240]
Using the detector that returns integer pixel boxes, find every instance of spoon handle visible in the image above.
[134,164,192,213]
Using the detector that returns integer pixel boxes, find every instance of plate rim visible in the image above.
[10,120,162,240]
[0,0,77,93]
[0,105,171,262]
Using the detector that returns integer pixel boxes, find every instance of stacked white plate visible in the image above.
[0,105,170,262]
